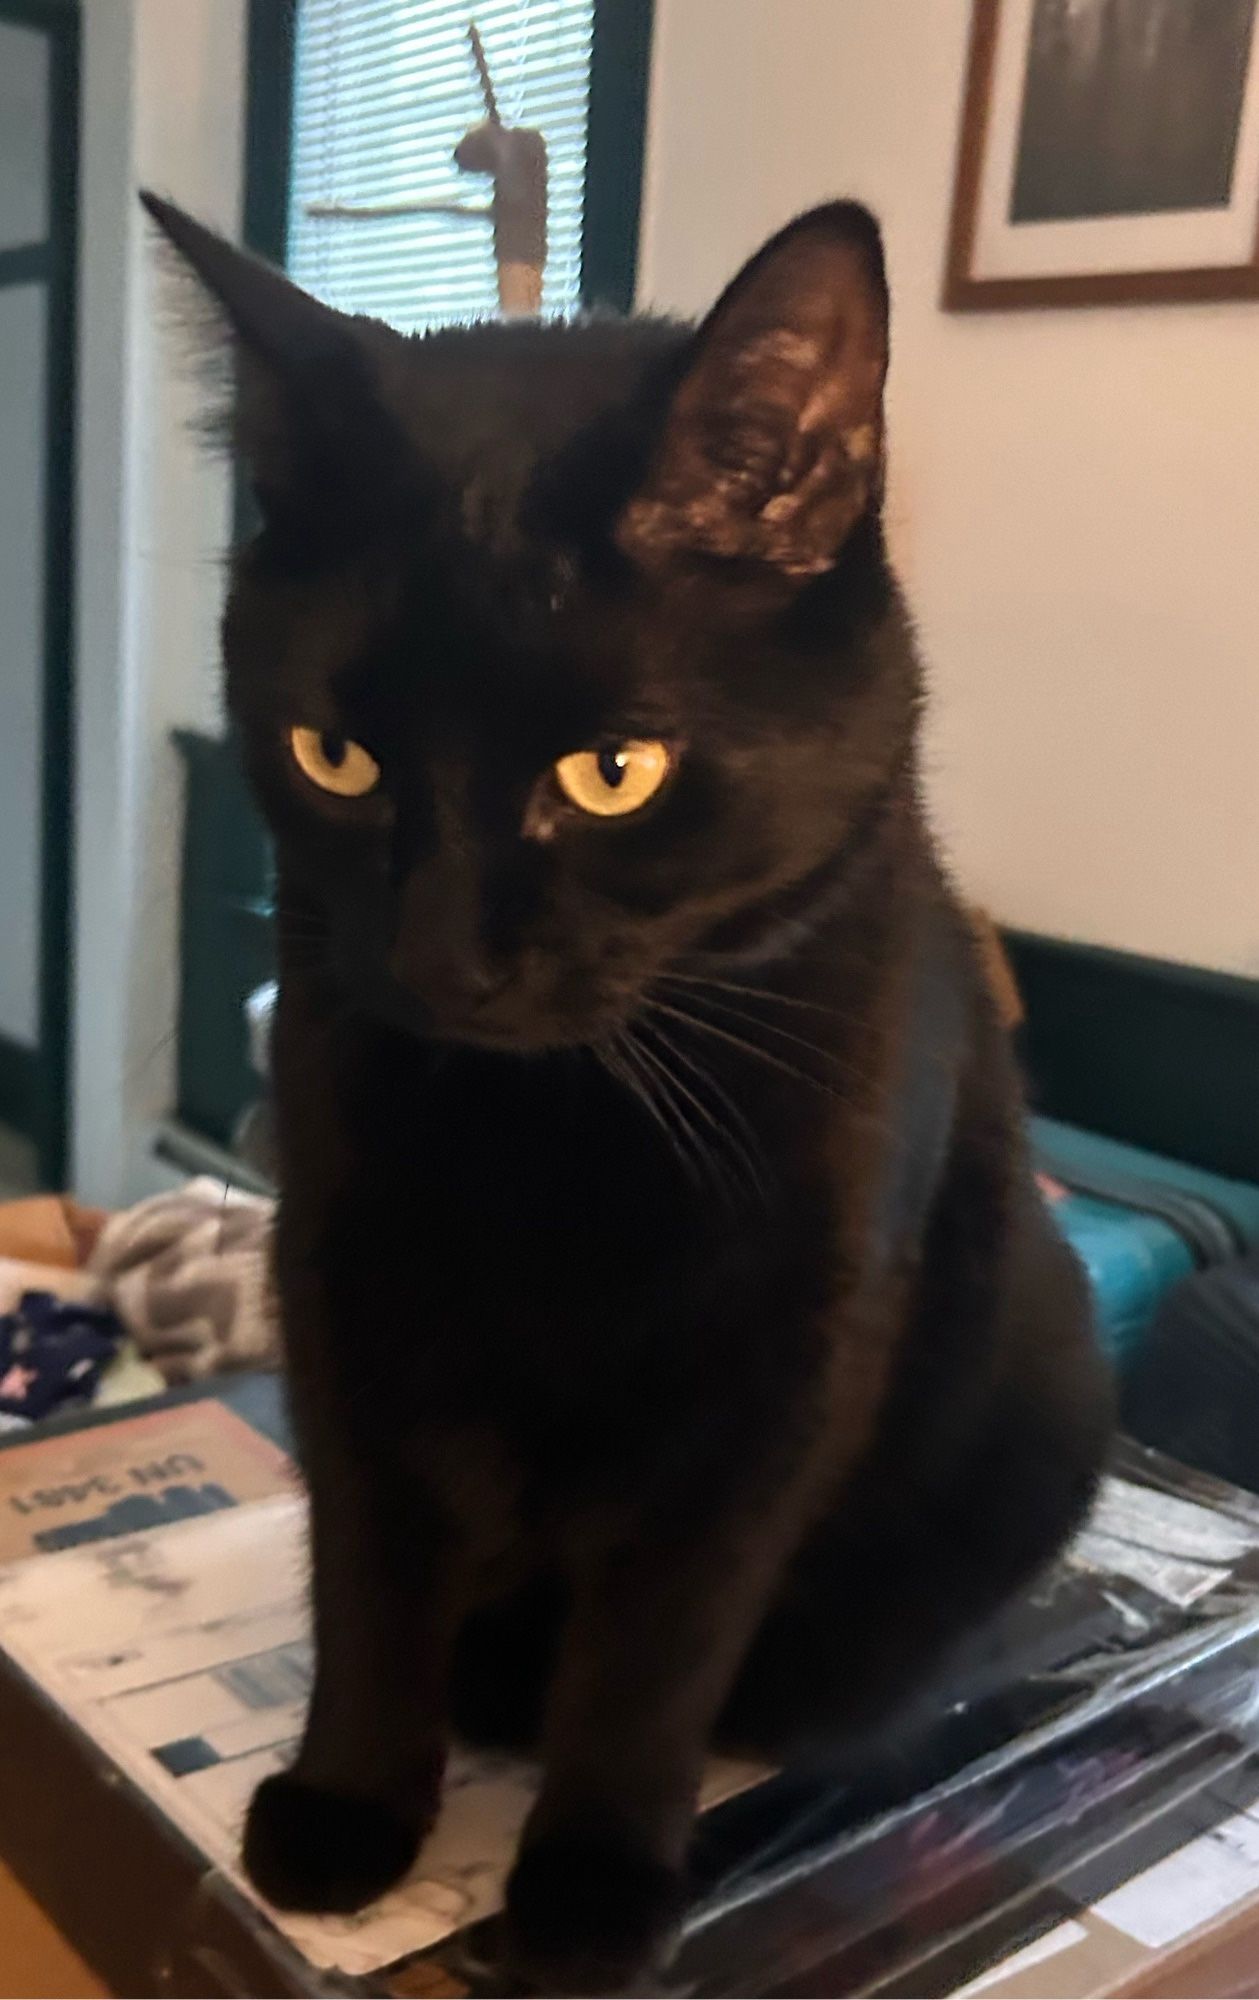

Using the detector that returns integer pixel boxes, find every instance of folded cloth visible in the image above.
[0,1195,110,1270]
[0,1256,104,1316]
[0,1291,125,1420]
[88,1178,278,1383]
[0,1263,163,1416]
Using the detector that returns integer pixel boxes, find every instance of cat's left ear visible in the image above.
[620,202,888,581]
[138,190,402,525]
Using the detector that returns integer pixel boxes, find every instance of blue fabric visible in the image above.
[1032,1117,1259,1246]
[1033,1118,1259,1370]
[0,1291,124,1422]
[1049,1195,1194,1367]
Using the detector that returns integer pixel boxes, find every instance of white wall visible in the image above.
[638,0,1259,979]
[73,0,244,1205]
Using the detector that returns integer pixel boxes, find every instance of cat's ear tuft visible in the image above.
[139,191,399,526]
[620,202,889,581]
[139,190,349,364]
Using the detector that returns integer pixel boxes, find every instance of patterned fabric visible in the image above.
[88,1179,278,1384]
[0,1291,125,1421]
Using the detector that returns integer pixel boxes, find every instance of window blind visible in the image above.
[287,0,594,330]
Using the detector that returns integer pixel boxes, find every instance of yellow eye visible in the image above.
[553,741,672,818]
[289,726,380,798]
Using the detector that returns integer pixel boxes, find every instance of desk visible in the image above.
[0,1861,105,1999]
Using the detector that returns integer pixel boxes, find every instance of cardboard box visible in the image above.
[4,1384,1259,1996]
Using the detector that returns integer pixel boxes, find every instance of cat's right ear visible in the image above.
[619,202,889,584]
[139,191,399,525]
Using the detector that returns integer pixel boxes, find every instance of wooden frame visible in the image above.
[944,0,1259,311]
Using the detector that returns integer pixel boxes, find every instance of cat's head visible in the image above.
[145,193,912,1052]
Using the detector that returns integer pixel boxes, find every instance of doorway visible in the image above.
[0,0,77,1190]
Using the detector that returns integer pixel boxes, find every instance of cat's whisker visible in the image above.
[123,1022,179,1094]
[633,1019,770,1208]
[272,943,329,978]
[646,997,849,1102]
[607,1030,711,1193]
[596,1036,684,1166]
[656,980,867,1083]
[661,969,865,1029]
[624,1026,752,1211]
[271,928,327,950]
[270,913,330,942]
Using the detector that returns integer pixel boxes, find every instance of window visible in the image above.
[288,1,594,327]
[174,0,653,1155]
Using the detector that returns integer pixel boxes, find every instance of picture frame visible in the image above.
[944,0,1259,309]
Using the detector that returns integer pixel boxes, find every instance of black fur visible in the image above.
[142,191,1112,1992]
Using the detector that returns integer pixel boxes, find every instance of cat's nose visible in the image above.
[394,947,513,1030]
[390,864,519,1029]
[458,961,513,1010]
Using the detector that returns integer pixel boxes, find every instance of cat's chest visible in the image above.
[340,1151,687,1342]
[326,1158,811,1516]
[317,1058,710,1361]
[284,1046,828,1513]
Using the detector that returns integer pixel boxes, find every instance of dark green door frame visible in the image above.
[581,0,654,310]
[0,0,78,1188]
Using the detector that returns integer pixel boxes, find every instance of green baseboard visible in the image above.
[1005,931,1259,1186]
[0,1033,38,1139]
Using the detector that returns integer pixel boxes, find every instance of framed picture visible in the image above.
[945,0,1259,308]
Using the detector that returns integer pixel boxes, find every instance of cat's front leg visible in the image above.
[243,1437,461,1914]
[502,1524,783,1994]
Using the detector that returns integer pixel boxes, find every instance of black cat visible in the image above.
[143,192,1112,1994]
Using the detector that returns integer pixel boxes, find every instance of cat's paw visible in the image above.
[242,1772,425,1913]
[504,1829,685,1994]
